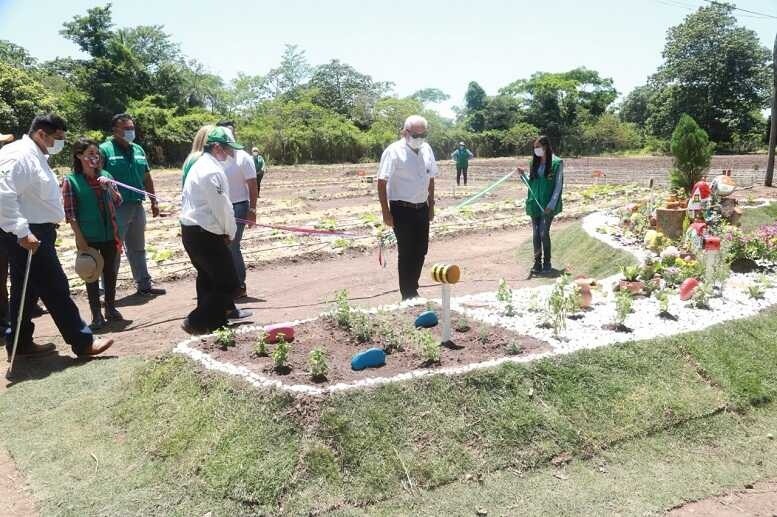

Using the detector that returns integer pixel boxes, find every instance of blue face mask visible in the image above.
[123,129,136,143]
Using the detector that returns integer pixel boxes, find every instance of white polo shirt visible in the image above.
[180,152,237,240]
[222,149,256,204]
[377,139,438,204]
[0,135,65,238]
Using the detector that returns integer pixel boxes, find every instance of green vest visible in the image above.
[454,148,470,168]
[253,154,265,174]
[181,152,201,186]
[66,171,115,243]
[99,138,149,203]
[524,156,563,218]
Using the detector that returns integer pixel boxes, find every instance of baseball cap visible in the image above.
[206,127,243,149]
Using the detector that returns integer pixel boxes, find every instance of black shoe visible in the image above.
[401,292,420,301]
[137,286,166,296]
[226,309,253,322]
[6,342,56,362]
[105,307,124,321]
[181,319,206,335]
[542,264,553,274]
[531,262,543,274]
[29,304,46,318]
[233,286,248,300]
[89,314,106,331]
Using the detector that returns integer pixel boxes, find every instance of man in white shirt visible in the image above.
[216,121,257,300]
[180,126,252,334]
[377,115,438,300]
[0,114,113,359]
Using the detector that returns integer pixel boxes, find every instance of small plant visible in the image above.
[506,342,523,356]
[621,265,641,282]
[454,318,471,332]
[613,290,633,328]
[656,290,670,314]
[691,282,712,309]
[214,326,236,349]
[254,331,269,356]
[747,283,765,300]
[271,333,290,371]
[333,289,351,329]
[496,278,515,316]
[349,311,374,343]
[476,325,491,345]
[332,238,351,249]
[415,329,441,364]
[380,322,404,353]
[308,348,328,379]
[315,217,337,231]
[544,274,579,337]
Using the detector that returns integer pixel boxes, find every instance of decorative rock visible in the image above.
[351,347,386,371]
[679,278,700,301]
[266,326,295,343]
[415,310,439,328]
[655,208,687,241]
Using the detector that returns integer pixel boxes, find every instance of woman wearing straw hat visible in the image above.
[62,137,124,329]
[517,135,564,275]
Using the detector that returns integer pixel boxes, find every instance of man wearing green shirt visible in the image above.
[450,141,474,186]
[99,113,166,296]
[251,147,266,197]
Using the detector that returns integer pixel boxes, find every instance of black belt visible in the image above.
[391,200,428,209]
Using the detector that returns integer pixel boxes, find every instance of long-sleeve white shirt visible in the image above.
[180,152,237,240]
[0,135,65,238]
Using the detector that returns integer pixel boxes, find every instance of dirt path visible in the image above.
[669,479,777,516]
[0,448,37,517]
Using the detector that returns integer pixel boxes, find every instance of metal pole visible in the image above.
[441,283,451,344]
[766,32,777,187]
[6,249,33,379]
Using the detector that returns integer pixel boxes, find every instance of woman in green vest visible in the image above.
[62,138,124,329]
[518,135,564,274]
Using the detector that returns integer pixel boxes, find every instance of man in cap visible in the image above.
[377,115,438,300]
[180,127,252,334]
[450,141,474,186]
[251,147,267,197]
[100,113,166,297]
[215,121,257,300]
[0,114,113,359]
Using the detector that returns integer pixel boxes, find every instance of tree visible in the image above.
[262,44,311,98]
[0,40,37,69]
[113,25,182,73]
[499,68,617,151]
[649,3,770,144]
[309,59,392,127]
[410,88,450,105]
[0,62,57,136]
[464,81,487,112]
[618,85,654,126]
[60,3,114,58]
[669,114,714,194]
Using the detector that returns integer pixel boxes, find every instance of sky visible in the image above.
[1,0,775,118]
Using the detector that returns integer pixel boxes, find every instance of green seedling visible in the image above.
[214,326,236,349]
[308,348,328,379]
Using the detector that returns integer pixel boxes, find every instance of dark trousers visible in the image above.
[456,166,468,186]
[1,225,93,354]
[390,201,430,300]
[0,245,8,326]
[531,216,554,267]
[85,241,118,313]
[256,172,264,196]
[181,225,238,332]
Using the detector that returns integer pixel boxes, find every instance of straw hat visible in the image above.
[74,248,104,283]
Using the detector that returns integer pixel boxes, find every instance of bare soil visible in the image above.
[669,479,777,516]
[193,304,549,387]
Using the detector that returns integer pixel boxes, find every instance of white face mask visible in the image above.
[218,152,236,168]
[123,129,136,143]
[47,139,65,156]
[533,147,545,158]
[407,136,425,150]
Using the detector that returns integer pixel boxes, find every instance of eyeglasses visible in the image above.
[409,132,427,139]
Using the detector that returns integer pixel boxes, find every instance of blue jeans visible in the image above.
[2,225,93,354]
[230,201,249,289]
[531,215,553,267]
[114,202,152,291]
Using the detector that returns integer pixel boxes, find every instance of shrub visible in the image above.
[414,329,441,364]
[333,289,351,329]
[272,333,291,370]
[349,311,374,343]
[254,331,268,356]
[669,114,714,195]
[614,290,633,327]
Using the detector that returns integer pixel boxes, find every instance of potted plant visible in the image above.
[618,265,645,295]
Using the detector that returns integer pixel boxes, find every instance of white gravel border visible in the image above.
[173,206,777,397]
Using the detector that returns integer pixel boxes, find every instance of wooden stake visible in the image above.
[766,32,777,187]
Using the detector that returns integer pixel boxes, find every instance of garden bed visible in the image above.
[185,303,549,391]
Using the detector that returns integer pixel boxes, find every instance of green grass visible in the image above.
[515,222,637,278]
[740,202,777,232]
[0,309,776,515]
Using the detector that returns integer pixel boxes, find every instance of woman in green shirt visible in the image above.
[62,138,124,329]
[517,135,564,274]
